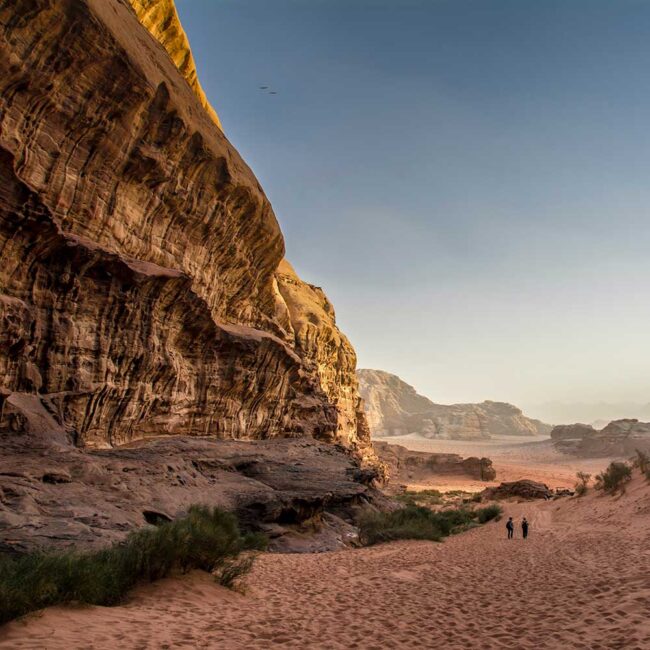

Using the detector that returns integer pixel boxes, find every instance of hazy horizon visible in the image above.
[359,365,650,424]
[177,0,650,422]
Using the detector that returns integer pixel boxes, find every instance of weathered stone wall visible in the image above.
[0,0,377,469]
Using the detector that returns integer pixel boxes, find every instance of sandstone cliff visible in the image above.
[128,0,222,129]
[358,369,551,439]
[0,0,377,471]
[276,261,375,466]
[551,419,650,457]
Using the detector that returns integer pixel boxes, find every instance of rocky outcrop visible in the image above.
[550,423,598,454]
[481,480,552,501]
[276,261,377,468]
[551,419,650,457]
[0,424,384,555]
[128,0,222,129]
[0,0,377,471]
[358,369,551,439]
[374,441,496,484]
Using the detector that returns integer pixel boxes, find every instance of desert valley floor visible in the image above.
[2,441,649,650]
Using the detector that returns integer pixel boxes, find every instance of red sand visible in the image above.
[2,474,649,649]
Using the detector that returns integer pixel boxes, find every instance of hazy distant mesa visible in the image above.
[358,369,551,440]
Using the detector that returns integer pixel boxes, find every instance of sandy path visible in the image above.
[2,479,649,650]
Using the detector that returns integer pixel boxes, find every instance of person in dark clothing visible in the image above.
[522,517,529,539]
[506,517,514,539]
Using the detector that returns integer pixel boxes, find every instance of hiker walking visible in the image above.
[506,517,514,539]
[522,517,529,539]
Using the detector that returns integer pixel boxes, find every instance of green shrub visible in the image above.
[476,504,502,523]
[358,506,445,545]
[358,503,502,546]
[0,506,266,625]
[594,461,632,494]
[216,555,256,590]
[394,489,443,507]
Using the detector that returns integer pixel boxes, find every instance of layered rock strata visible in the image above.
[0,423,383,555]
[127,0,222,129]
[0,0,377,471]
[358,369,551,439]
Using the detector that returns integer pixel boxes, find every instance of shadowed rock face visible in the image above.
[358,369,551,440]
[0,423,383,555]
[551,419,650,457]
[0,0,377,470]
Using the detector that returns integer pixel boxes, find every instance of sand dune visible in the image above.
[2,475,649,649]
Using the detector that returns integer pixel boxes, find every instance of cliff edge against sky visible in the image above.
[128,0,222,129]
[0,0,376,469]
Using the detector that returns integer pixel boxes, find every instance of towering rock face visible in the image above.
[128,0,222,129]
[358,369,551,439]
[0,0,376,470]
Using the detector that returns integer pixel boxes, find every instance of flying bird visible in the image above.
[259,85,269,90]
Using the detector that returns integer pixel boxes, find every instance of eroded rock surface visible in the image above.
[0,0,377,472]
[128,0,222,128]
[0,420,383,555]
[551,419,650,457]
[358,369,551,439]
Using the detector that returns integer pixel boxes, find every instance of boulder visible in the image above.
[481,480,552,501]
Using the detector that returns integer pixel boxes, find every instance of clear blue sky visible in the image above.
[177,0,650,422]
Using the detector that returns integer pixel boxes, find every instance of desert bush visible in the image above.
[574,482,588,497]
[594,462,632,494]
[476,504,502,524]
[633,449,650,474]
[574,471,591,497]
[358,506,446,545]
[394,489,443,507]
[215,555,256,590]
[0,506,266,625]
[358,503,503,546]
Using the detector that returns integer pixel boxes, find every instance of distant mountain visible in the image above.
[358,369,552,440]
